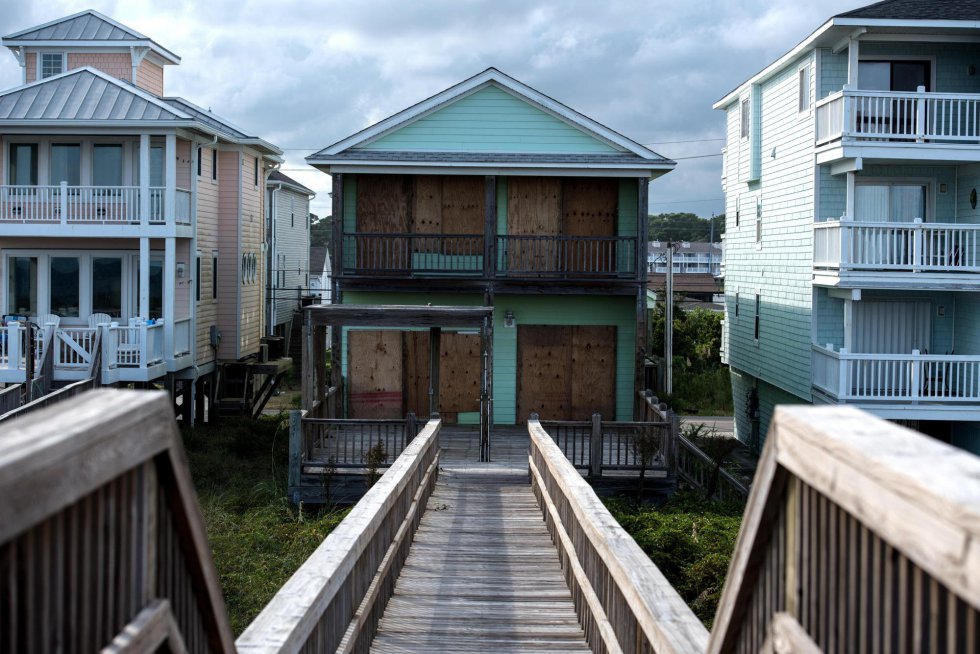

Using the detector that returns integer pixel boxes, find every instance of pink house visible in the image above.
[0,10,283,421]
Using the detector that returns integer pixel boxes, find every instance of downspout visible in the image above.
[269,182,283,336]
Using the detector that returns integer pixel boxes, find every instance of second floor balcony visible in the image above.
[813,219,980,288]
[0,184,191,230]
[339,232,638,281]
[815,87,980,162]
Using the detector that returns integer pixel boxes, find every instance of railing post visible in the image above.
[839,220,850,269]
[911,349,921,402]
[406,411,417,450]
[913,218,924,272]
[59,181,68,225]
[590,412,603,478]
[288,409,302,503]
[841,86,853,137]
[7,324,21,373]
[838,348,849,400]
[669,409,680,474]
[139,322,148,370]
[915,85,926,142]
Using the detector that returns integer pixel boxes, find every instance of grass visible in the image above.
[605,490,743,627]
[181,413,348,635]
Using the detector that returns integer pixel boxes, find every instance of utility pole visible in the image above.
[665,242,673,395]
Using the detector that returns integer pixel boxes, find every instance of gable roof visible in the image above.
[837,0,980,21]
[2,9,180,64]
[269,170,316,196]
[161,97,250,139]
[308,68,673,172]
[0,66,187,121]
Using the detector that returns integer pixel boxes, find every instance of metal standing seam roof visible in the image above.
[161,97,250,139]
[5,12,141,41]
[836,0,980,21]
[0,68,185,121]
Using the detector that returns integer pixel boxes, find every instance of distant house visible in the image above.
[647,241,722,275]
[717,0,980,454]
[308,245,332,304]
[266,171,315,339]
[0,10,283,421]
[306,67,675,424]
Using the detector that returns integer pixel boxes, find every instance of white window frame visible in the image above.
[38,52,65,79]
[798,65,812,115]
[740,97,750,140]
[755,196,763,247]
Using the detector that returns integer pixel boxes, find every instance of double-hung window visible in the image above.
[740,98,750,139]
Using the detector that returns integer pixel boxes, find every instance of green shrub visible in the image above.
[605,490,742,627]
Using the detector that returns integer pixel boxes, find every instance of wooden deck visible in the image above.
[371,428,591,653]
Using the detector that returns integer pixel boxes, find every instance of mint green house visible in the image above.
[717,0,980,454]
[307,68,674,425]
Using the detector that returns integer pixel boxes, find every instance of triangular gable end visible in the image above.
[359,82,622,155]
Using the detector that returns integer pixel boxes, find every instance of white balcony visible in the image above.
[815,88,980,163]
[0,184,192,236]
[812,344,980,419]
[0,318,190,385]
[813,220,980,288]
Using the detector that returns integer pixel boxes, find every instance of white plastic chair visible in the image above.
[87,313,112,328]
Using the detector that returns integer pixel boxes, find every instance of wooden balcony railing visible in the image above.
[812,344,980,403]
[816,88,980,144]
[497,234,636,277]
[340,232,638,279]
[814,220,980,273]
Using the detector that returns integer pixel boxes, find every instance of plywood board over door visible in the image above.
[348,330,403,418]
[404,331,482,421]
[506,177,561,273]
[516,325,616,422]
[355,174,411,269]
[440,176,485,234]
[562,178,618,273]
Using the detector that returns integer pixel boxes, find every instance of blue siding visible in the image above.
[859,43,980,94]
[360,85,621,153]
[818,49,848,99]
[956,164,980,224]
[857,165,958,221]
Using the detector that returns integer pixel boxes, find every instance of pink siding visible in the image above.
[176,139,191,190]
[195,146,220,366]
[239,154,264,356]
[136,60,164,96]
[216,150,241,360]
[24,53,36,83]
[67,52,131,81]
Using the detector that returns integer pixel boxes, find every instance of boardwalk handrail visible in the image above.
[0,389,235,653]
[237,417,441,654]
[528,417,709,654]
[676,434,749,503]
[708,406,980,653]
[540,415,673,477]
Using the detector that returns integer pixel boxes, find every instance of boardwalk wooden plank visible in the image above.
[370,429,592,653]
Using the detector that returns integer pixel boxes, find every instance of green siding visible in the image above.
[338,291,635,425]
[359,85,620,154]
[617,178,638,238]
[343,175,357,233]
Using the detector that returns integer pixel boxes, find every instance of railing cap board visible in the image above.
[528,419,709,654]
[0,389,237,653]
[236,418,441,654]
[708,406,980,654]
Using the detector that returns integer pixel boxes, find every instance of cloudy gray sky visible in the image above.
[0,0,862,220]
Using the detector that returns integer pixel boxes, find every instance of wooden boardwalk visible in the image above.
[371,428,592,653]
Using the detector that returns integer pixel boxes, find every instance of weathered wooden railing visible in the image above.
[0,376,97,423]
[540,413,674,477]
[709,405,980,653]
[342,233,484,275]
[497,234,637,277]
[302,413,419,468]
[675,434,749,503]
[0,389,235,653]
[0,383,21,413]
[528,417,709,653]
[237,418,441,654]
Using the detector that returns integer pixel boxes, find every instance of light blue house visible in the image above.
[717,0,980,454]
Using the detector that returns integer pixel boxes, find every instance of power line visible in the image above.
[643,137,725,145]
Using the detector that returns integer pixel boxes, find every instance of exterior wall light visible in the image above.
[504,310,515,328]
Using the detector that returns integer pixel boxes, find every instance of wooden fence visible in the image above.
[528,417,709,653]
[540,413,674,477]
[708,405,980,654]
[0,384,21,414]
[0,389,234,653]
[237,418,441,654]
[302,414,419,468]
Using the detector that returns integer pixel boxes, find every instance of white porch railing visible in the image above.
[174,317,192,357]
[0,184,186,226]
[812,344,980,403]
[0,323,27,378]
[104,321,164,370]
[816,88,980,143]
[813,220,980,273]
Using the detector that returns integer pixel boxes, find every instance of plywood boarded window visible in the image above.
[562,178,618,272]
[404,331,482,421]
[506,177,561,272]
[348,330,404,418]
[353,175,412,270]
[516,325,616,421]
